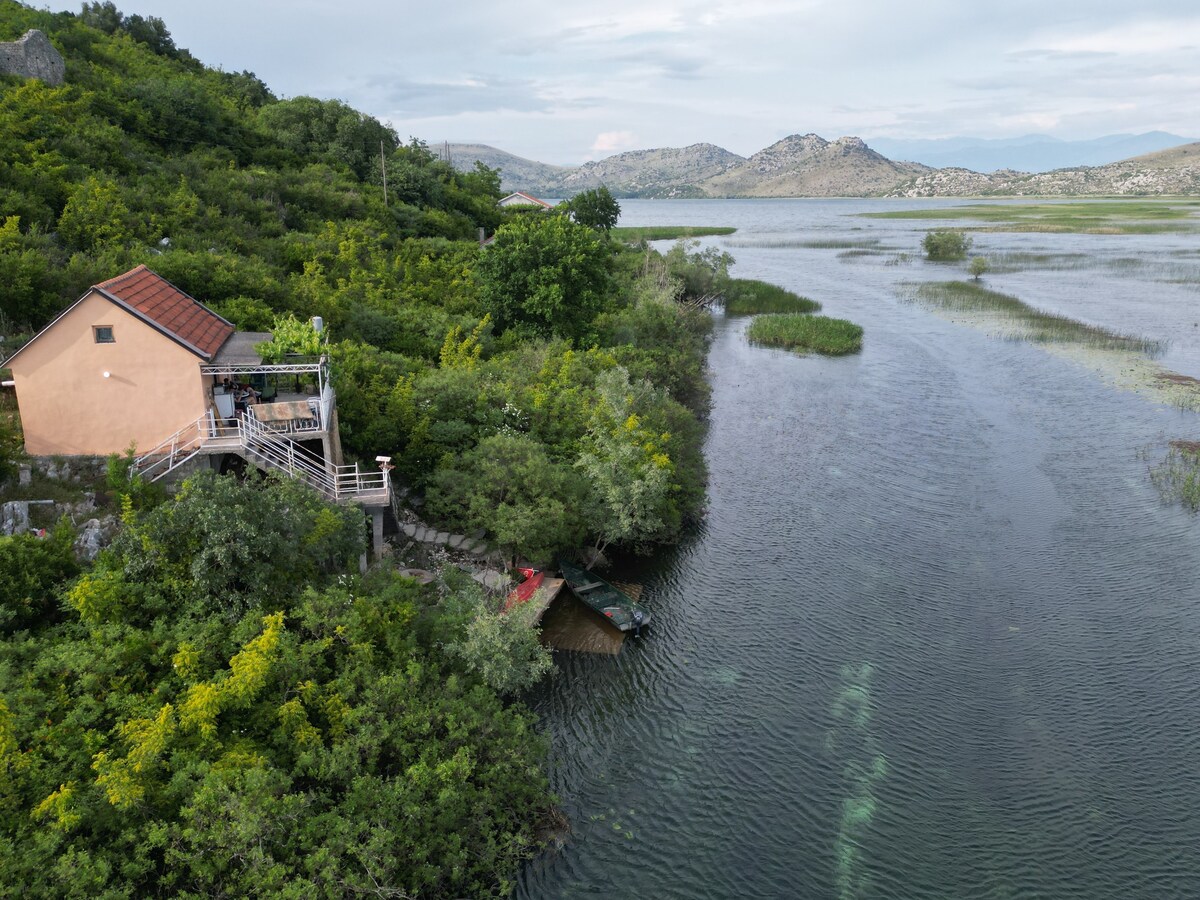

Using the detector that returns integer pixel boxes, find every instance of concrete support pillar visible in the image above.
[371,507,385,559]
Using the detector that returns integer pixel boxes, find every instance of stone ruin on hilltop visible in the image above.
[0,29,65,85]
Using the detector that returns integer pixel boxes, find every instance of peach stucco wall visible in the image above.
[9,291,211,455]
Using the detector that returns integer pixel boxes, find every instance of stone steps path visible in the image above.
[398,520,490,557]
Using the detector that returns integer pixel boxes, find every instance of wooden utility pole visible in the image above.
[380,140,388,206]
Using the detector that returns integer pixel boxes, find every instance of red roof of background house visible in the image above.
[95,265,234,359]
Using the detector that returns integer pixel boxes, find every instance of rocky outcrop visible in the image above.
[557,143,746,197]
[888,152,1200,197]
[0,30,65,85]
[704,134,930,197]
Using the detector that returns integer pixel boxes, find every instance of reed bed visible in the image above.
[862,200,1200,234]
[838,249,893,259]
[614,225,736,242]
[724,237,884,249]
[911,281,1162,352]
[747,314,863,355]
[723,280,821,315]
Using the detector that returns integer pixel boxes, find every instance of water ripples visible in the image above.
[518,201,1200,899]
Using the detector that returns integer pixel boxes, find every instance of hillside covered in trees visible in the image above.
[0,0,716,560]
[0,2,722,895]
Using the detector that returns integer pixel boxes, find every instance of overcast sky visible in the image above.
[49,0,1200,164]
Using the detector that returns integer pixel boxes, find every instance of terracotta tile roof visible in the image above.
[95,265,234,359]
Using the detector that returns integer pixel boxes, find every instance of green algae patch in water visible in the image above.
[828,662,887,900]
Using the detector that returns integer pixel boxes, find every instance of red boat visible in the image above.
[502,567,545,612]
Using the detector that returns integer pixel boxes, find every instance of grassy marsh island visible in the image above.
[863,200,1200,234]
[723,279,822,315]
[747,314,864,355]
[909,281,1161,352]
[614,225,736,242]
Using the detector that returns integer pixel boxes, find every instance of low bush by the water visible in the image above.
[723,279,821,315]
[923,230,973,261]
[747,314,863,355]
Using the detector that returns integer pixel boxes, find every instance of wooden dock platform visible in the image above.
[528,577,564,624]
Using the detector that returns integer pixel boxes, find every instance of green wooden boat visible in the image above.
[558,559,651,633]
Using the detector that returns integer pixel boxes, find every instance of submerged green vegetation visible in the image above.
[863,200,1200,234]
[1151,441,1200,509]
[725,237,885,250]
[613,225,736,242]
[747,314,864,355]
[723,279,821,315]
[909,281,1162,352]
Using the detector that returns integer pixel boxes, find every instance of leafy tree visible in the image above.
[576,367,675,554]
[440,578,555,694]
[255,313,324,362]
[0,216,62,327]
[257,96,398,180]
[476,214,613,339]
[969,255,990,280]
[57,176,138,253]
[0,523,78,632]
[665,238,734,300]
[427,432,586,562]
[563,185,621,232]
[922,229,973,261]
[99,471,364,619]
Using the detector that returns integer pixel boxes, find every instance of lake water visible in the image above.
[517,199,1200,899]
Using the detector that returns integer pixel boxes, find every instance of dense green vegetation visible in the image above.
[910,281,1161,352]
[0,3,728,894]
[723,279,821,315]
[0,2,716,562]
[746,314,864,355]
[0,473,554,896]
[864,200,1200,234]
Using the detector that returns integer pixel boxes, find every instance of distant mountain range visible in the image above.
[863,132,1198,174]
[444,133,1200,199]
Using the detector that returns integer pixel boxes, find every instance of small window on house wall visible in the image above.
[94,326,115,343]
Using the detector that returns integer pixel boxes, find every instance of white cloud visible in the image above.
[1022,18,1200,56]
[590,131,641,156]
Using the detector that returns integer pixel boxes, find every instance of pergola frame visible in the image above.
[200,357,328,394]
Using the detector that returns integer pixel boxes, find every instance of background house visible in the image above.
[497,191,553,209]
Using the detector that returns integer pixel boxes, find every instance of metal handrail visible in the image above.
[133,407,389,505]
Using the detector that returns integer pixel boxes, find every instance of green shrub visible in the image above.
[922,229,973,261]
